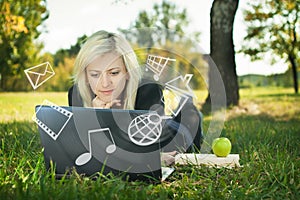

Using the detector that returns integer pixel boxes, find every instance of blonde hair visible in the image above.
[73,30,142,109]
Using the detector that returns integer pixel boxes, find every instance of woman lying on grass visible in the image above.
[68,30,203,166]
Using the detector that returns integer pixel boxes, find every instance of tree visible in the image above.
[0,0,48,91]
[240,0,299,93]
[204,0,240,110]
[119,0,200,49]
[46,57,75,91]
[119,0,206,90]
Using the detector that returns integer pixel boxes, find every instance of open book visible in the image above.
[175,154,241,168]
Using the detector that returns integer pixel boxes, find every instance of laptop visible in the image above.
[34,103,164,182]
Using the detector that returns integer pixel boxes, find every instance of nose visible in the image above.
[99,73,111,88]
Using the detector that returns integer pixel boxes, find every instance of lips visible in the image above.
[100,90,113,95]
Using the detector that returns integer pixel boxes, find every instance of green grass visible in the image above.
[0,92,68,122]
[0,88,299,199]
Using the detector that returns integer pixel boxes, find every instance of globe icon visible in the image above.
[128,112,162,146]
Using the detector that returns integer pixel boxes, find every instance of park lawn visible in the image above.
[0,87,299,199]
[0,92,69,122]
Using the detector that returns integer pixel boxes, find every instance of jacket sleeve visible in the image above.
[160,97,204,153]
[173,97,203,152]
[134,81,203,152]
[134,82,165,115]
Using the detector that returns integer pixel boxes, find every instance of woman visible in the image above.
[68,30,203,164]
[69,30,165,114]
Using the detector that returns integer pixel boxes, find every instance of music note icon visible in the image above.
[75,128,116,166]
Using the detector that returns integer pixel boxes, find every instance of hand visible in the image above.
[92,96,121,109]
[161,151,178,167]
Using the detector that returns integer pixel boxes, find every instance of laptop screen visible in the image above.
[35,105,162,181]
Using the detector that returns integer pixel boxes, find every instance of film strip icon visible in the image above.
[33,99,73,140]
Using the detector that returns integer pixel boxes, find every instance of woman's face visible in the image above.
[86,52,128,103]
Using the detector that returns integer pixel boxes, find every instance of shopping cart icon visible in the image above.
[162,74,196,117]
[145,55,176,81]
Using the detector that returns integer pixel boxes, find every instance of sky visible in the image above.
[39,0,288,76]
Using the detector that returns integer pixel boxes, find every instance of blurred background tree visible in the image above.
[119,0,207,90]
[45,35,87,91]
[240,0,300,94]
[0,0,48,91]
[1,0,296,96]
[119,0,191,48]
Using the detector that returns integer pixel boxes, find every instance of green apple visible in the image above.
[212,137,232,157]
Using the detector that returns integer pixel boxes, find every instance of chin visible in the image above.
[97,96,112,103]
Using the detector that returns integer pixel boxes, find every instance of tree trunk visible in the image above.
[1,74,7,91]
[289,54,299,94]
[204,0,239,110]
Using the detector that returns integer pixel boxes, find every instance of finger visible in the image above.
[105,99,121,108]
[111,99,121,107]
[161,154,175,166]
[169,151,178,156]
[104,103,111,109]
[162,151,178,156]
[92,96,106,108]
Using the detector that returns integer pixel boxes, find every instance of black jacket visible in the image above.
[68,81,203,152]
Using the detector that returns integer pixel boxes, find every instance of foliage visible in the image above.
[133,46,208,90]
[0,0,49,91]
[119,0,205,89]
[0,88,299,199]
[238,70,299,88]
[33,35,87,92]
[119,0,198,47]
[45,57,75,91]
[241,0,300,61]
[0,0,206,92]
[240,0,300,93]
[22,35,84,92]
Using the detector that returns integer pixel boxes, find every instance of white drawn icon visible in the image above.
[33,99,73,140]
[75,128,116,166]
[162,74,196,117]
[145,55,176,81]
[24,61,55,89]
[128,112,171,146]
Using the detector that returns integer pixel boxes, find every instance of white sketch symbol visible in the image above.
[33,99,73,140]
[75,128,116,166]
[128,112,171,146]
[24,61,55,90]
[162,74,196,117]
[145,55,176,81]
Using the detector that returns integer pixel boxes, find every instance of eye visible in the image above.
[110,70,120,76]
[90,73,100,78]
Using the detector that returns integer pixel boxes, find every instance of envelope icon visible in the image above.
[24,61,55,89]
